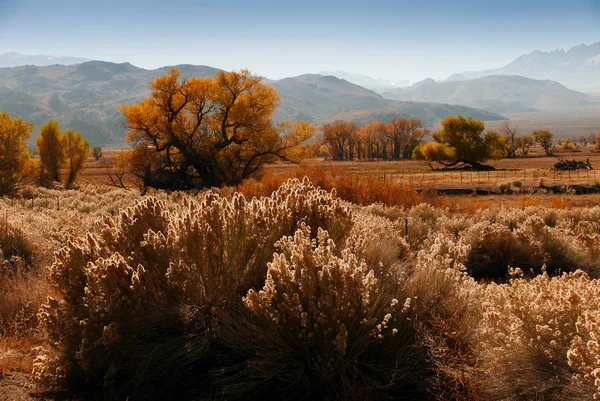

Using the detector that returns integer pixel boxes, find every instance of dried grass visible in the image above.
[0,177,598,400]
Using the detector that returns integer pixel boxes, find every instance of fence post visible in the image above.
[405,219,409,237]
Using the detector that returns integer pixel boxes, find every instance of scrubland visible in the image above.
[1,177,600,400]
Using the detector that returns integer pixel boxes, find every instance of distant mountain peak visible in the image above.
[413,78,436,87]
[0,52,90,68]
[381,74,596,114]
[446,41,600,93]
[318,70,410,90]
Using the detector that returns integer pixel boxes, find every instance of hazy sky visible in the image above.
[1,0,599,82]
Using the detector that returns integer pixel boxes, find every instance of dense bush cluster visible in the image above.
[2,180,600,399]
[0,215,42,337]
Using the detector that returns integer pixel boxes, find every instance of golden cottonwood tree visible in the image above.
[37,120,64,183]
[62,129,90,185]
[532,129,554,156]
[388,118,422,160]
[120,67,314,189]
[594,133,600,153]
[413,115,503,169]
[0,111,35,195]
[322,120,358,160]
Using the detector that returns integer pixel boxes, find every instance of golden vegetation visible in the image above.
[533,129,555,156]
[321,118,425,161]
[0,178,599,399]
[0,111,36,195]
[37,121,90,187]
[226,165,445,208]
[117,67,314,191]
[413,115,505,169]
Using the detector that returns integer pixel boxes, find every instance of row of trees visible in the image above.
[0,112,91,195]
[321,118,427,161]
[319,117,567,166]
[320,115,600,170]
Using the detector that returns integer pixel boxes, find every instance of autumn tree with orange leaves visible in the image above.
[388,118,423,160]
[322,120,358,160]
[119,67,314,190]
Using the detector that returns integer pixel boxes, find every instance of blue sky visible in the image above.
[0,0,599,82]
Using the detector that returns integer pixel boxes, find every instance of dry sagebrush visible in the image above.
[21,179,600,400]
[35,178,353,400]
[479,270,600,400]
[218,225,431,401]
[0,215,47,338]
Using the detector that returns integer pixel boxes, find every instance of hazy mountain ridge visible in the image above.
[0,52,90,68]
[318,70,411,90]
[447,42,600,93]
[380,75,597,114]
[0,61,503,146]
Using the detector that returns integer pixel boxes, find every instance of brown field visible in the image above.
[86,146,600,188]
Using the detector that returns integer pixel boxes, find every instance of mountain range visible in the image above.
[2,43,599,147]
[379,75,597,114]
[447,42,600,93]
[318,70,411,90]
[0,61,503,146]
[0,52,89,68]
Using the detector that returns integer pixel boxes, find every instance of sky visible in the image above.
[0,0,599,82]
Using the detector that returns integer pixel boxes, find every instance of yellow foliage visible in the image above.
[36,121,64,183]
[62,129,90,186]
[532,129,554,156]
[120,67,313,189]
[593,132,600,153]
[0,111,34,195]
[412,142,455,168]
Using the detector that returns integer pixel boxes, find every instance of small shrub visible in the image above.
[0,215,34,268]
[478,270,599,400]
[0,216,46,338]
[219,226,433,401]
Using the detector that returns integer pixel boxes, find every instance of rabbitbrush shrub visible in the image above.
[217,225,432,401]
[35,178,353,400]
[479,270,600,400]
[0,214,34,269]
